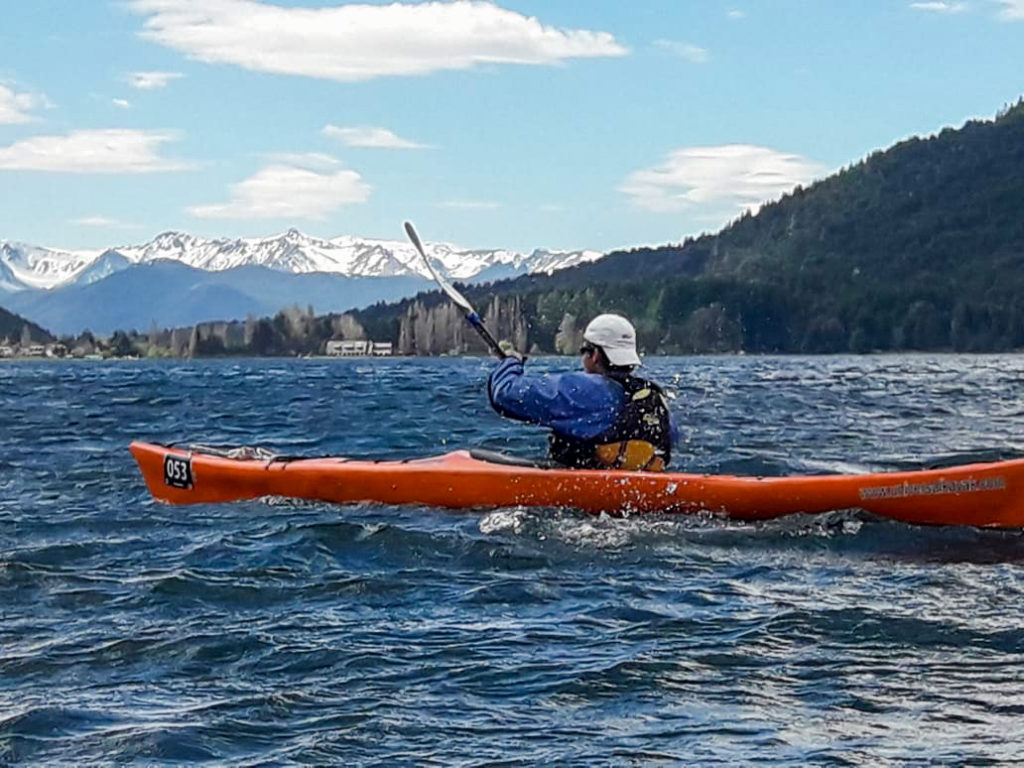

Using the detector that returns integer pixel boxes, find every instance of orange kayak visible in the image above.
[129,441,1024,528]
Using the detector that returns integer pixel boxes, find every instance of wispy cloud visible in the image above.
[323,125,430,150]
[727,10,746,19]
[72,216,138,229]
[621,144,824,216]
[997,0,1024,19]
[0,129,192,173]
[0,84,48,124]
[112,98,132,109]
[188,163,370,220]
[910,2,968,13]
[436,200,501,210]
[263,152,341,170]
[127,71,183,90]
[127,0,627,81]
[654,40,709,63]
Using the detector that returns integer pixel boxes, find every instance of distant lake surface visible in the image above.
[2,354,1023,766]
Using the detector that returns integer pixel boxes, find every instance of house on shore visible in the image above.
[325,340,394,357]
[0,342,68,358]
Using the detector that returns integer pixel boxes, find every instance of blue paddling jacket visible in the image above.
[487,357,676,470]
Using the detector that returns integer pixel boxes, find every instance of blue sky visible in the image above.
[1,0,1023,253]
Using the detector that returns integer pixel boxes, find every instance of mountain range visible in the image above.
[0,229,602,335]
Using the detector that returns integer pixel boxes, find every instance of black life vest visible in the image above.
[549,372,672,471]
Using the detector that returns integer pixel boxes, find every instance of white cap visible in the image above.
[583,313,642,367]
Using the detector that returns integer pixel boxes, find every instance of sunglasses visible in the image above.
[579,344,597,355]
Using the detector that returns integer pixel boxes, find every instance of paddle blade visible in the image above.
[403,220,474,314]
[403,220,425,253]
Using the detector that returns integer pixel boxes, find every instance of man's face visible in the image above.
[581,344,599,373]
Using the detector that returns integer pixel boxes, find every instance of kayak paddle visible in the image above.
[403,221,507,359]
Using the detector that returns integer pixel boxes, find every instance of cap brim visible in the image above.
[604,347,642,366]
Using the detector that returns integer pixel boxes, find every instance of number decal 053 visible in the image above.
[163,454,194,490]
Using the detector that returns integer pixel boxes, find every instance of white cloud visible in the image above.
[112,98,132,109]
[127,0,627,81]
[621,144,824,216]
[323,125,429,149]
[727,10,746,19]
[128,71,184,89]
[264,151,341,170]
[654,40,709,63]
[188,163,370,220]
[0,129,191,173]
[0,84,47,124]
[910,2,968,13]
[72,216,137,229]
[997,0,1024,19]
[436,200,501,210]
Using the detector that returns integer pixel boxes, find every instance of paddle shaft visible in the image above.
[403,221,506,359]
[462,311,505,359]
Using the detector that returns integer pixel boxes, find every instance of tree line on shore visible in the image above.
[49,276,1021,359]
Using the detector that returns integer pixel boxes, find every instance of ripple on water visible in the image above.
[2,355,1024,765]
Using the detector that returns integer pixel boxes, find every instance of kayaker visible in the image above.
[488,313,675,471]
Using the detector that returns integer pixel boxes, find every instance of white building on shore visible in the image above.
[0,342,68,358]
[325,340,393,357]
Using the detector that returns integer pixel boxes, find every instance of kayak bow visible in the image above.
[129,441,1024,527]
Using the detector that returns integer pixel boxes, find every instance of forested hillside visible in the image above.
[353,100,1024,354]
[0,306,54,345]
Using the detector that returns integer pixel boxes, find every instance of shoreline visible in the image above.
[3,350,1023,363]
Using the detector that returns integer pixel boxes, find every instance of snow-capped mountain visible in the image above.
[0,229,603,292]
[0,242,102,291]
[73,250,132,286]
[0,229,606,334]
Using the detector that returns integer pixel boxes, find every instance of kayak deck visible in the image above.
[129,441,1024,528]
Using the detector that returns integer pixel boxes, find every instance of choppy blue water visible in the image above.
[2,354,1024,767]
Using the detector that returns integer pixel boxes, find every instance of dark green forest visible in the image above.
[353,99,1024,354]
[0,306,53,346]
